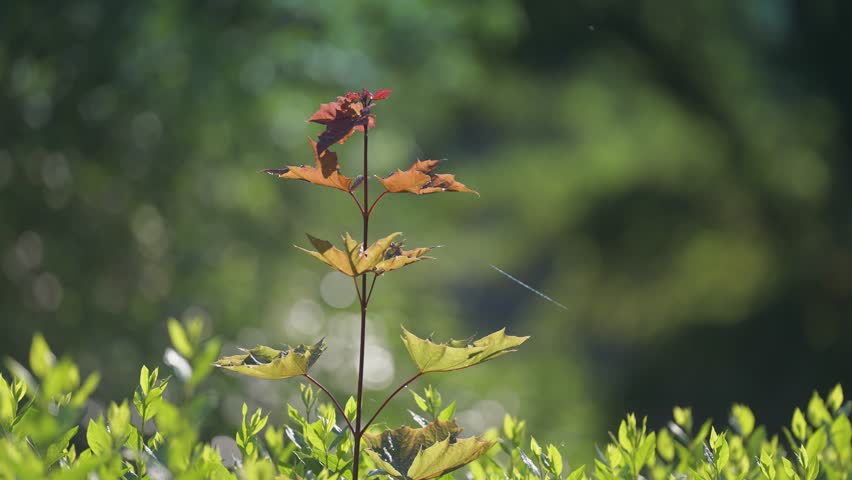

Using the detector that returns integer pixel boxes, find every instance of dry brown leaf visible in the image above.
[376,160,478,196]
[262,139,353,192]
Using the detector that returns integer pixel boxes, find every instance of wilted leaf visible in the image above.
[376,159,478,196]
[308,94,376,154]
[214,339,326,380]
[363,420,493,480]
[401,326,529,374]
[263,139,353,192]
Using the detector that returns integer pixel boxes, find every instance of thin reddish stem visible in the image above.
[365,274,378,305]
[362,372,424,432]
[353,276,363,306]
[349,191,365,216]
[304,374,355,435]
[367,191,388,217]
[352,124,370,480]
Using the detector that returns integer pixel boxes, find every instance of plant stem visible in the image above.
[304,374,355,435]
[352,124,370,480]
[362,372,423,432]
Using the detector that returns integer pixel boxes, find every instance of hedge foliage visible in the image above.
[1,325,849,480]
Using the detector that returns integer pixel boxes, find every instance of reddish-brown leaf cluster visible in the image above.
[308,89,392,155]
[376,159,479,196]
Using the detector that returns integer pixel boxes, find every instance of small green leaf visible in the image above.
[86,417,113,456]
[636,431,656,469]
[781,457,796,478]
[438,401,456,421]
[29,334,56,379]
[70,372,100,408]
[139,365,151,397]
[792,408,807,441]
[0,374,17,431]
[344,396,357,423]
[673,406,692,431]
[715,433,729,471]
[807,393,831,427]
[107,400,131,445]
[411,390,429,413]
[167,318,194,358]
[830,414,851,461]
[565,465,586,480]
[214,339,326,380]
[730,404,755,437]
[805,427,826,463]
[656,428,675,462]
[826,384,844,413]
[401,327,529,374]
[547,444,563,476]
[530,436,542,457]
[617,420,632,452]
[44,425,78,467]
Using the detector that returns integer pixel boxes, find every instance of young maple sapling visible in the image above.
[214,88,528,480]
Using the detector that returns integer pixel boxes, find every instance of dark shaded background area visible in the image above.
[2,0,850,463]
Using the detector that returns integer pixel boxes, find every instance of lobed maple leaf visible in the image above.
[262,139,353,192]
[296,232,432,277]
[213,339,327,380]
[376,159,478,196]
[307,89,392,154]
[363,420,493,480]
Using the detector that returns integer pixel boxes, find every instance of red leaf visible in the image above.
[372,89,392,100]
[375,160,478,196]
[262,139,354,192]
[307,96,369,154]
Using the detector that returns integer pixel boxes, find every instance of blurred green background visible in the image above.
[2,0,851,464]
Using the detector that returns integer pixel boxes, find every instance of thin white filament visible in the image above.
[489,264,568,311]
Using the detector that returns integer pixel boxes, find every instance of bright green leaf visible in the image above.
[400,327,529,374]
[411,390,429,413]
[673,406,692,431]
[636,431,656,469]
[792,408,807,441]
[44,425,78,467]
[438,401,456,421]
[565,465,587,480]
[826,384,844,413]
[805,427,826,463]
[807,393,831,427]
[167,318,194,359]
[830,414,851,461]
[344,396,357,423]
[730,404,755,437]
[107,400,131,445]
[86,417,113,456]
[29,334,56,379]
[214,339,326,380]
[547,444,563,476]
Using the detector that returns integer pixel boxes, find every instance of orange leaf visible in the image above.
[376,160,478,196]
[262,139,353,192]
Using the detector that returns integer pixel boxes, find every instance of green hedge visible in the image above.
[1,327,849,480]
